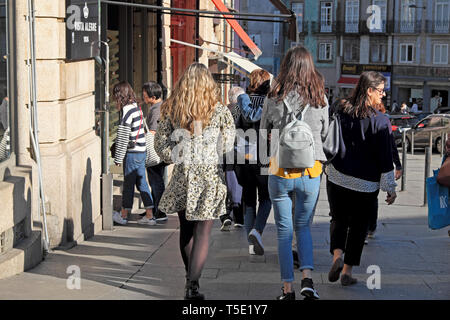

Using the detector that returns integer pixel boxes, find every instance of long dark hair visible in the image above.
[113,81,137,110]
[268,46,326,108]
[341,71,386,118]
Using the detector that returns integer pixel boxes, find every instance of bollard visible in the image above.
[429,132,433,151]
[411,130,414,155]
[441,131,445,157]
[401,130,407,191]
[423,147,432,207]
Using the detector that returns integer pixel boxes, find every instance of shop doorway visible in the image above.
[98,0,162,145]
[431,89,449,108]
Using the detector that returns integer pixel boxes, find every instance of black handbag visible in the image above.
[323,112,341,164]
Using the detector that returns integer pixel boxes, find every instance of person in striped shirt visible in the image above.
[112,81,155,226]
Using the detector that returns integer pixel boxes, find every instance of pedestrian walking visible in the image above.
[235,69,272,256]
[141,81,168,222]
[261,46,329,300]
[326,71,397,286]
[365,103,402,243]
[112,81,155,226]
[400,102,409,114]
[154,63,235,300]
[220,86,246,231]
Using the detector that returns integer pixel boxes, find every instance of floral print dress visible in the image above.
[154,103,236,221]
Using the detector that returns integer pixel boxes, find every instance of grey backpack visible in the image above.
[278,98,315,169]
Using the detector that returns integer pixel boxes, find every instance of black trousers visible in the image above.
[367,200,379,233]
[327,179,379,266]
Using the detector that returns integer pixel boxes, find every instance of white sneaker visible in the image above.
[248,229,264,255]
[113,211,128,225]
[249,244,256,255]
[137,216,156,226]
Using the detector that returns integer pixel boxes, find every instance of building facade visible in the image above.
[242,0,449,109]
[0,0,242,279]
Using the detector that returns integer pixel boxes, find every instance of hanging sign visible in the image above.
[66,0,99,61]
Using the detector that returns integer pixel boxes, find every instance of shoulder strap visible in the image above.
[283,98,309,121]
[133,105,143,141]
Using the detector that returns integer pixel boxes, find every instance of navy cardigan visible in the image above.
[332,109,394,183]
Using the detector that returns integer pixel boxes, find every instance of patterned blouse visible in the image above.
[154,104,236,221]
[326,163,397,195]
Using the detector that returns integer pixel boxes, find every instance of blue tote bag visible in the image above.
[426,169,450,230]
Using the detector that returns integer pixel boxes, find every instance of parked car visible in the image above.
[388,114,417,146]
[404,114,450,153]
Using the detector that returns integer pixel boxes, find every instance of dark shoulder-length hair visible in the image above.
[341,71,386,118]
[113,81,137,111]
[247,69,271,95]
[268,46,326,108]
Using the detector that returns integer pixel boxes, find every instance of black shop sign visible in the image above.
[66,0,99,61]
[341,64,393,75]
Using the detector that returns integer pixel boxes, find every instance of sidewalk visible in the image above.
[0,152,448,300]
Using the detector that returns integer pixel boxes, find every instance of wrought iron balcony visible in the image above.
[310,21,337,34]
[395,20,422,33]
[426,19,450,34]
[344,20,359,33]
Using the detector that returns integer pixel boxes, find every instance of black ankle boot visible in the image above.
[184,280,205,300]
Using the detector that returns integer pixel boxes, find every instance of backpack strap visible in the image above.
[283,98,309,121]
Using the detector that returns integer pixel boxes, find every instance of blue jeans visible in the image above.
[268,174,321,282]
[122,152,154,210]
[146,162,166,213]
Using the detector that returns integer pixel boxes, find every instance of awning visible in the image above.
[337,76,359,87]
[210,0,262,59]
[169,38,272,78]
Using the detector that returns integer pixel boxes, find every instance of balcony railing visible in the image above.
[310,21,336,33]
[321,20,332,33]
[426,19,450,33]
[345,20,359,33]
[369,19,387,33]
[396,20,422,33]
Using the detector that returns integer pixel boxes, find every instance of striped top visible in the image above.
[114,103,146,165]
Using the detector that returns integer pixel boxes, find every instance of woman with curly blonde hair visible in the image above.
[155,63,235,300]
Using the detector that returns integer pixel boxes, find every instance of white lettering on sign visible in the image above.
[73,22,97,32]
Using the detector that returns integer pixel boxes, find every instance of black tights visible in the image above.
[178,211,214,282]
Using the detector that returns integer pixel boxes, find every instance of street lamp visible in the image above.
[408,4,426,9]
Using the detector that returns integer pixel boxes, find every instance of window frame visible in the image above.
[435,0,450,32]
[318,42,333,61]
[343,39,359,62]
[433,43,449,65]
[371,0,387,33]
[291,2,304,33]
[370,41,387,63]
[345,0,360,33]
[399,43,415,63]
[320,2,333,32]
